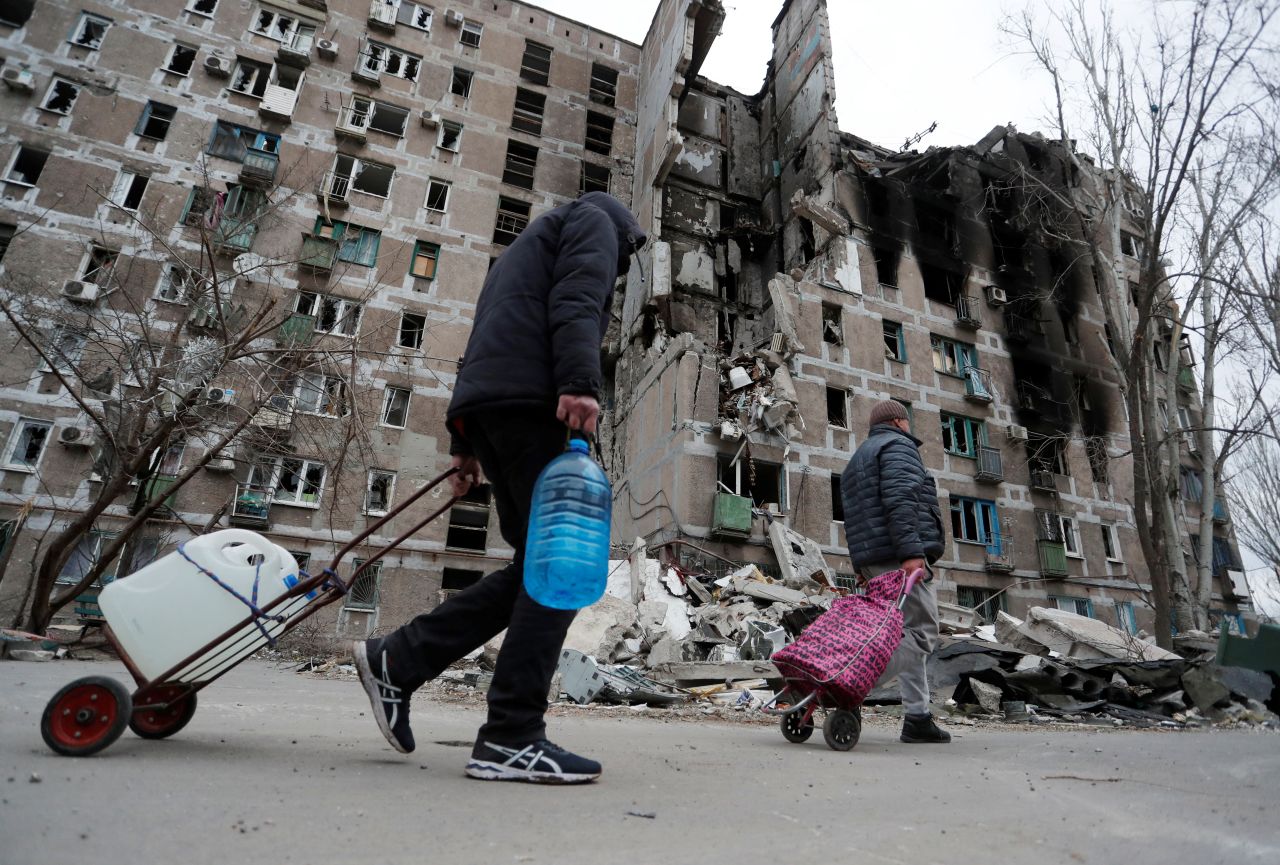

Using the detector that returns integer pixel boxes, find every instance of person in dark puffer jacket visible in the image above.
[841,399,951,743]
[353,192,646,784]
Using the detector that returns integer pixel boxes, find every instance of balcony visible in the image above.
[335,104,369,141]
[1178,366,1197,392]
[239,147,279,186]
[368,0,397,29]
[1213,499,1230,525]
[212,221,256,254]
[1037,539,1068,578]
[963,367,994,404]
[259,85,299,122]
[299,233,339,271]
[975,445,1003,483]
[229,484,272,528]
[252,394,295,430]
[1030,468,1058,493]
[985,536,1015,573]
[955,294,981,329]
[1003,310,1033,344]
[712,492,752,539]
[276,313,316,347]
[141,473,177,511]
[277,33,313,67]
[317,172,350,207]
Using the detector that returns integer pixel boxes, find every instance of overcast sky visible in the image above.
[535,0,1058,150]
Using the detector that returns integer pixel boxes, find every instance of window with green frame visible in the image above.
[206,121,279,162]
[883,320,906,361]
[950,496,1001,552]
[930,334,977,376]
[411,240,440,279]
[940,413,985,457]
[312,218,381,267]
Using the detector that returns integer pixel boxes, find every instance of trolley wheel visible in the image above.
[41,676,132,757]
[129,686,197,740]
[780,709,814,743]
[822,709,861,752]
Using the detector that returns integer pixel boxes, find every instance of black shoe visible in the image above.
[465,738,601,784]
[354,638,414,754]
[900,712,951,743]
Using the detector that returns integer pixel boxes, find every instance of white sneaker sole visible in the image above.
[465,760,599,785]
[353,641,411,754]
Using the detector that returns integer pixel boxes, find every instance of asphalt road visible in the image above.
[1,659,1277,865]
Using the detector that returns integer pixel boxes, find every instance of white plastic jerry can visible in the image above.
[98,529,303,681]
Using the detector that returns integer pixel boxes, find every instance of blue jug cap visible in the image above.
[567,438,590,454]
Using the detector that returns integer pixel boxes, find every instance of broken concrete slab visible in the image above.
[1024,607,1179,662]
[558,649,690,706]
[994,611,1050,656]
[1212,665,1274,705]
[733,577,807,605]
[563,593,640,662]
[647,660,779,685]
[969,679,1004,714]
[765,520,834,589]
[1181,666,1232,713]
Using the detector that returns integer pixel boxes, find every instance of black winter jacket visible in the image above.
[841,423,946,567]
[446,192,646,454]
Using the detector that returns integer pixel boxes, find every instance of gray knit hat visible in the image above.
[869,399,908,428]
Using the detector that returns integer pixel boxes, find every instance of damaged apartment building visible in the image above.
[607,0,1254,637]
[0,0,1252,640]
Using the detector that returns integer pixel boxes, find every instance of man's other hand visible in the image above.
[557,393,600,435]
[901,557,926,577]
[450,454,482,498]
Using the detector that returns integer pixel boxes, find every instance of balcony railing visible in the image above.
[336,104,370,140]
[277,32,313,67]
[1178,366,1196,391]
[252,394,295,430]
[1003,310,1033,343]
[212,220,256,253]
[955,294,981,329]
[963,367,994,403]
[712,491,753,538]
[985,536,1015,573]
[229,484,272,528]
[239,147,279,186]
[1030,468,1058,492]
[975,445,1003,483]
[317,172,350,206]
[1037,539,1068,578]
[299,233,339,271]
[259,85,299,121]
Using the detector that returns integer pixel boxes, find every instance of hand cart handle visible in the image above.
[327,466,459,579]
[898,567,925,610]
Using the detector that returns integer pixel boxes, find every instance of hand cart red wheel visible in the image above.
[39,468,458,757]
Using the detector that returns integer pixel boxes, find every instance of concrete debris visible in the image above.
[766,521,835,589]
[1023,607,1179,662]
[557,649,688,706]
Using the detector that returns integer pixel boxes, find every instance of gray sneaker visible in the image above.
[353,639,414,754]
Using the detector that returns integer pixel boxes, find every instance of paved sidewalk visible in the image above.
[2,659,1277,865]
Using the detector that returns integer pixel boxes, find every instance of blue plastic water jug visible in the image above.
[523,437,612,610]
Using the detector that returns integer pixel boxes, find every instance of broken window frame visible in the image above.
[459,19,483,48]
[1119,231,1141,258]
[493,196,531,246]
[821,303,843,346]
[446,484,492,551]
[398,312,426,348]
[580,161,610,196]
[310,218,381,269]
[292,370,349,417]
[1115,601,1137,634]
[949,496,1001,551]
[717,456,786,511]
[163,43,198,76]
[955,585,1007,625]
[511,87,546,135]
[186,0,219,16]
[251,456,327,508]
[450,67,473,99]
[437,121,462,152]
[0,222,15,263]
[584,110,614,155]
[424,178,451,212]
[83,246,117,285]
[295,287,364,336]
[1180,467,1204,502]
[929,334,977,377]
[229,57,272,97]
[206,121,279,162]
[108,170,149,212]
[883,320,906,361]
[519,40,552,85]
[41,324,87,375]
[55,529,121,587]
[344,559,382,610]
[135,101,177,140]
[1086,435,1110,484]
[40,77,80,115]
[2,418,53,472]
[332,154,395,199]
[940,413,985,458]
[1050,595,1094,618]
[4,146,49,187]
[873,245,899,287]
[381,386,411,428]
[588,62,618,107]
[366,100,409,137]
[1058,515,1082,558]
[363,469,397,516]
[358,40,420,82]
[69,11,111,50]
[397,1,432,30]
[502,139,538,190]
[1026,433,1067,475]
[826,387,848,429]
[410,242,440,280]
[1100,523,1123,562]
[156,263,196,304]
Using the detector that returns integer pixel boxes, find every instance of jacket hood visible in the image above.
[870,421,923,447]
[577,192,647,268]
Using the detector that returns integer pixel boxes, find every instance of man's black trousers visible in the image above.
[379,408,577,743]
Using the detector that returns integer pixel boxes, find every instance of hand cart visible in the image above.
[39,469,458,757]
[761,569,921,752]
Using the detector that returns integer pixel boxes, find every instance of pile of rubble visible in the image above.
[717,345,805,444]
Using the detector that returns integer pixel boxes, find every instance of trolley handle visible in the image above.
[897,567,925,610]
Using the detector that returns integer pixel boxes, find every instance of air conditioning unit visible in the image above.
[1006,424,1029,442]
[204,386,234,404]
[445,9,464,26]
[419,109,440,128]
[62,280,101,303]
[985,285,1008,306]
[316,39,338,60]
[58,426,93,447]
[204,54,232,77]
[2,67,36,93]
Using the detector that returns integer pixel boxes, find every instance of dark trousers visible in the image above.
[380,408,577,743]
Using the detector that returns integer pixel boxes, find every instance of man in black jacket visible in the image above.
[354,192,646,783]
[841,399,951,743]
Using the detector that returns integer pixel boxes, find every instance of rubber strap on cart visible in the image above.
[176,543,286,647]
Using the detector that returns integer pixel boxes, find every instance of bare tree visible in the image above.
[1004,0,1280,645]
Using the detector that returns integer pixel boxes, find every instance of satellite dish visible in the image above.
[233,252,269,277]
